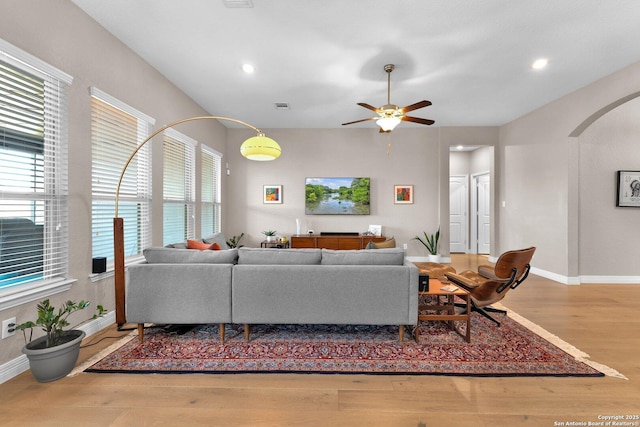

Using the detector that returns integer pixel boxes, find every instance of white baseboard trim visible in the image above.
[405,256,452,263]
[0,310,115,384]
[530,267,640,285]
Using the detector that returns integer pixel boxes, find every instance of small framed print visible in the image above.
[263,185,282,204]
[394,184,413,204]
[616,171,640,207]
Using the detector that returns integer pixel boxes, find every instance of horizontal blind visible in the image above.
[0,56,69,289]
[163,130,196,245]
[201,146,222,236]
[91,91,153,262]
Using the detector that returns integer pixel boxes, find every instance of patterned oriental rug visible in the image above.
[78,304,623,378]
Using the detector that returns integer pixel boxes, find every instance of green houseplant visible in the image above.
[226,232,245,249]
[16,299,106,382]
[414,227,441,262]
[262,230,277,242]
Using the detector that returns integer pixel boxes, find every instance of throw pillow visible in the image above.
[187,240,221,250]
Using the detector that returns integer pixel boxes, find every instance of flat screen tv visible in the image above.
[305,177,370,215]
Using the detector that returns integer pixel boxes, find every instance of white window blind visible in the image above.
[163,129,196,245]
[201,146,222,236]
[90,88,154,265]
[0,43,71,291]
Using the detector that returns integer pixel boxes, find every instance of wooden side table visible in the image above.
[416,278,471,343]
[260,240,290,248]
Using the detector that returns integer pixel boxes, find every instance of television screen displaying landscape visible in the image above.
[305,177,370,215]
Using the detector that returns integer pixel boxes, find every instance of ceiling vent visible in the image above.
[274,102,290,110]
[223,0,253,8]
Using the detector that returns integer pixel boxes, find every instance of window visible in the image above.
[0,40,72,297]
[163,129,196,245]
[201,146,222,236]
[90,88,154,267]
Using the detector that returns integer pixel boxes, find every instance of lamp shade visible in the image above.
[240,134,281,161]
[376,116,401,132]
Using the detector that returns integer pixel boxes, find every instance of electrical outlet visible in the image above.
[403,243,408,250]
[2,317,17,339]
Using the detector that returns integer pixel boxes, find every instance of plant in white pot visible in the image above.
[414,227,441,262]
[262,230,277,243]
[16,299,106,382]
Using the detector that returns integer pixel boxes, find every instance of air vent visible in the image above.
[274,103,290,110]
[223,0,253,8]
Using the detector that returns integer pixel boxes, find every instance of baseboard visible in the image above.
[0,310,115,384]
[530,267,640,285]
[406,256,452,263]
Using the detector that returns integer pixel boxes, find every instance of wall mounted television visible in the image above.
[305,177,370,215]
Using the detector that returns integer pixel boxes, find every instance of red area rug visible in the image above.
[83,307,607,377]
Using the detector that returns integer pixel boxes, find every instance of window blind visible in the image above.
[163,129,196,245]
[90,88,154,264]
[201,146,222,236]
[0,53,69,290]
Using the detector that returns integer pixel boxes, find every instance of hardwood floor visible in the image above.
[1,254,639,426]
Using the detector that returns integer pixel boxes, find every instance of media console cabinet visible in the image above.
[290,234,387,250]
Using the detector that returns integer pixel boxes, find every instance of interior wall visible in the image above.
[226,128,442,257]
[498,58,640,280]
[577,96,640,276]
[0,0,227,366]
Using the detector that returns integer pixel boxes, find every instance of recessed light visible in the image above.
[242,64,255,74]
[531,58,549,70]
[456,145,464,150]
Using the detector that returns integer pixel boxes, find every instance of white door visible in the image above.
[449,175,467,253]
[476,173,491,254]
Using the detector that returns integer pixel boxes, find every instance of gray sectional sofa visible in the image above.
[126,240,418,343]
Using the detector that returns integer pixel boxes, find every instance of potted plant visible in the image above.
[16,299,106,382]
[414,227,441,262]
[226,232,245,249]
[262,230,277,242]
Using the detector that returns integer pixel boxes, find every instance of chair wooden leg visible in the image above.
[137,323,144,343]
[219,323,225,342]
[399,325,404,342]
[244,324,250,341]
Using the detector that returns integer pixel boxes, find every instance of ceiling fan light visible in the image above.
[376,116,401,132]
[240,134,281,161]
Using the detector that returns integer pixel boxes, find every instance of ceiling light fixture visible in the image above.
[531,58,549,70]
[376,116,401,132]
[242,64,255,74]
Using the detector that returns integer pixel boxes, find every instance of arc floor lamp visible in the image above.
[113,116,280,326]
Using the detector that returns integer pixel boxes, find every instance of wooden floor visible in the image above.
[2,255,639,426]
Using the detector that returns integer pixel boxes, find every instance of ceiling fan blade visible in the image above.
[342,117,376,126]
[400,100,432,113]
[401,115,435,126]
[357,103,382,113]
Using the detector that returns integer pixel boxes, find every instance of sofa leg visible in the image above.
[219,323,225,342]
[137,323,144,343]
[244,324,250,342]
[399,325,404,342]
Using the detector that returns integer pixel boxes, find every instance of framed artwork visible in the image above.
[394,184,413,204]
[263,185,282,204]
[616,171,640,207]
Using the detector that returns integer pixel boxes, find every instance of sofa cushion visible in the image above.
[202,232,229,250]
[143,247,238,264]
[321,248,404,265]
[164,241,188,249]
[237,247,321,265]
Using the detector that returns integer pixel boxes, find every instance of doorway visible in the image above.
[472,172,490,254]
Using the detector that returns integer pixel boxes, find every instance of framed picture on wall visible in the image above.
[263,185,282,204]
[394,185,414,204]
[616,171,640,207]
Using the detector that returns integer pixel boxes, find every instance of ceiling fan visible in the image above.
[342,64,434,132]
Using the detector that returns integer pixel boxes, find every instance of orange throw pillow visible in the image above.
[187,240,221,250]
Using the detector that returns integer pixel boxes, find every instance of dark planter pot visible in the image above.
[22,330,86,383]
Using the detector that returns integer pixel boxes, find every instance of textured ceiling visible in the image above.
[72,0,640,130]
